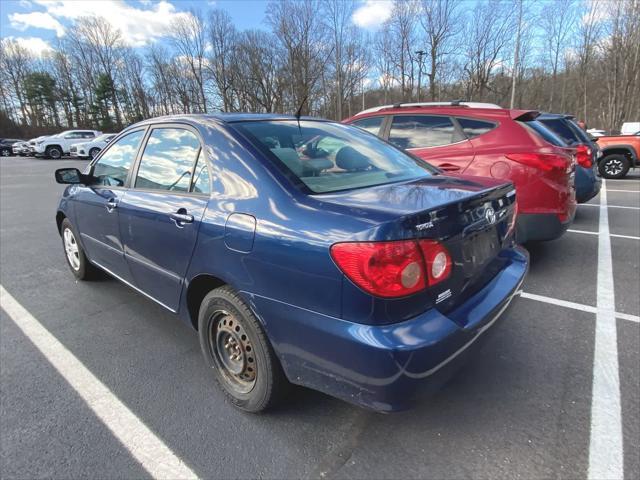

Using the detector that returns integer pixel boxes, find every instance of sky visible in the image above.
[0,0,394,56]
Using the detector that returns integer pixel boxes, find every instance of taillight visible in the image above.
[575,145,593,168]
[418,240,452,287]
[330,239,452,298]
[505,152,568,172]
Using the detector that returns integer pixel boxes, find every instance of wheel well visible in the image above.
[186,274,226,330]
[46,144,63,152]
[56,211,66,234]
[601,148,633,161]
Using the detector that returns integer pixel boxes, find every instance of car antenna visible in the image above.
[295,95,308,133]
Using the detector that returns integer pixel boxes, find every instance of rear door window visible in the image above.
[135,128,201,192]
[456,118,497,138]
[350,116,384,136]
[388,115,463,149]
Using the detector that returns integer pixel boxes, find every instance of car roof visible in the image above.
[538,112,575,120]
[128,113,330,129]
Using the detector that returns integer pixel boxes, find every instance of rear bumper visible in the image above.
[575,166,602,203]
[244,246,529,412]
[516,211,573,243]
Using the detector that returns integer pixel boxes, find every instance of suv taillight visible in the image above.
[330,239,452,298]
[505,152,568,172]
[575,145,593,168]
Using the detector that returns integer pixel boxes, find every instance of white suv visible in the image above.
[34,130,101,159]
[70,133,117,159]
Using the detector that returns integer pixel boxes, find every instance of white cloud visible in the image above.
[352,0,393,29]
[9,11,65,36]
[3,36,53,57]
[33,0,191,46]
[19,0,33,8]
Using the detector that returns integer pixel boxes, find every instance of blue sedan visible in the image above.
[54,114,528,412]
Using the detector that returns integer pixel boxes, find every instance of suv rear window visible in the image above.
[539,118,580,145]
[519,120,567,147]
[456,118,496,138]
[351,116,384,136]
[233,120,435,194]
[388,115,463,149]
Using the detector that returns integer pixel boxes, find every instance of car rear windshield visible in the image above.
[519,120,567,147]
[539,118,581,145]
[233,120,436,194]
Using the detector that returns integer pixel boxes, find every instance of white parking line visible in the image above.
[606,189,640,193]
[518,292,639,324]
[0,285,199,480]
[588,181,623,480]
[567,229,640,241]
[579,203,640,210]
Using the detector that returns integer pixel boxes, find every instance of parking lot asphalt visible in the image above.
[1,156,638,479]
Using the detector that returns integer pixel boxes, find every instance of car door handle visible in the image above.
[438,163,461,172]
[170,211,194,226]
[106,198,118,212]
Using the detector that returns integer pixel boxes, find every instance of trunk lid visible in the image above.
[317,175,517,325]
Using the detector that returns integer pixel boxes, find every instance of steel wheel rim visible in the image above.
[90,149,99,159]
[208,310,256,394]
[63,228,80,270]
[605,159,623,176]
[51,149,61,159]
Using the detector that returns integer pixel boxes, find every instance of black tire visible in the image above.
[60,218,99,280]
[1,147,10,157]
[89,147,101,159]
[598,154,630,179]
[46,145,63,159]
[198,286,288,413]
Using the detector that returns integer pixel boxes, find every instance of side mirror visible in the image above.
[55,168,83,184]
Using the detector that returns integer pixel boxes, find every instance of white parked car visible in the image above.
[70,133,117,159]
[34,130,101,159]
[621,122,640,135]
[587,128,607,137]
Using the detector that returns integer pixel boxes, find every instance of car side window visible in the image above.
[81,132,96,139]
[388,115,462,149]
[92,130,145,187]
[351,116,384,136]
[456,118,497,139]
[135,128,201,193]
[190,150,211,194]
[65,132,82,139]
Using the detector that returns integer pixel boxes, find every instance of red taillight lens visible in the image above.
[505,152,568,172]
[576,145,593,168]
[330,239,452,298]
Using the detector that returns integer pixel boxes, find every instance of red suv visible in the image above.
[344,103,577,243]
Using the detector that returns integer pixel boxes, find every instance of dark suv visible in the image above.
[537,113,601,203]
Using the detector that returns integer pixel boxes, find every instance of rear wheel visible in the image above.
[89,147,100,159]
[1,147,10,157]
[60,218,99,280]
[198,286,288,412]
[46,146,62,160]
[599,154,629,179]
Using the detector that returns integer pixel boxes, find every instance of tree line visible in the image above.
[1,0,639,138]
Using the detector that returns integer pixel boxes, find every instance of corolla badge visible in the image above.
[484,205,496,224]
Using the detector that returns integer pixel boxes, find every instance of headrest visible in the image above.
[335,146,370,171]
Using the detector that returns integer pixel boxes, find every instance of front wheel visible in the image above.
[1,148,10,157]
[60,218,99,280]
[198,286,289,412]
[46,146,63,160]
[89,147,100,159]
[599,154,630,179]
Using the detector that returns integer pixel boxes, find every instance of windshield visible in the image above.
[233,120,436,193]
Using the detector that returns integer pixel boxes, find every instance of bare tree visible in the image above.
[420,0,461,101]
[170,10,208,113]
[540,0,577,110]
[207,9,237,111]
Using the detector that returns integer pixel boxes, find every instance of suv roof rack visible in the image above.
[355,101,503,116]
